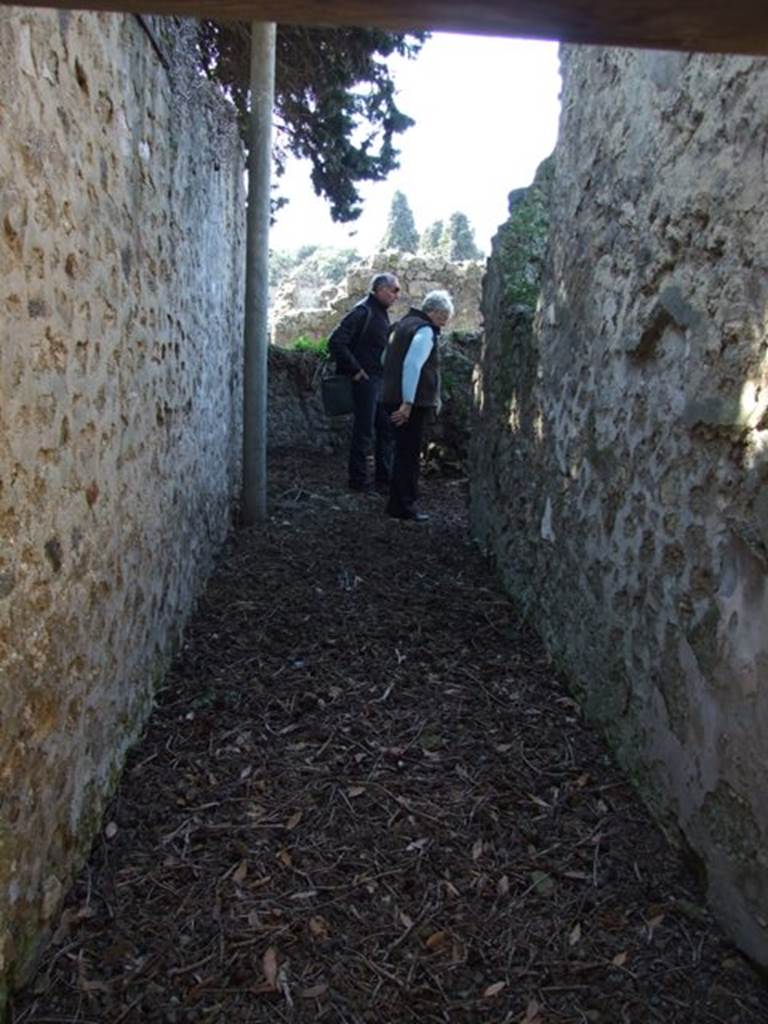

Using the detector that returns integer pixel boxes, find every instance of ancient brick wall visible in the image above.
[471,47,768,965]
[0,8,244,997]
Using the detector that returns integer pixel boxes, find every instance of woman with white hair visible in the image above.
[381,289,454,521]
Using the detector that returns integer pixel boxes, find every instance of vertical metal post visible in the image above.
[242,21,275,524]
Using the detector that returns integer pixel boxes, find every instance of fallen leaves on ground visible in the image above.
[11,450,768,1024]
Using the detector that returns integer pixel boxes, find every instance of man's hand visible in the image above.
[353,369,369,382]
[390,402,412,426]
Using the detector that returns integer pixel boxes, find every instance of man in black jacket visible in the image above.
[328,273,401,493]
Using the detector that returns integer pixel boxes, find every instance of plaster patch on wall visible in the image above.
[540,496,555,542]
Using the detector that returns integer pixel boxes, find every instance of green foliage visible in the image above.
[298,247,360,286]
[291,335,329,355]
[496,154,554,308]
[268,248,297,289]
[295,244,319,264]
[380,190,419,252]
[420,219,444,254]
[269,246,361,291]
[197,23,427,223]
[440,211,482,261]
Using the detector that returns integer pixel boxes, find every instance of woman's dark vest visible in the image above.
[382,308,440,407]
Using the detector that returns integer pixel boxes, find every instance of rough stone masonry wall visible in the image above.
[267,347,349,451]
[271,251,484,347]
[0,8,244,999]
[471,47,768,965]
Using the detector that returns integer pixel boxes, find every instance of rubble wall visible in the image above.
[471,47,768,964]
[271,251,484,347]
[267,347,349,451]
[0,8,244,997]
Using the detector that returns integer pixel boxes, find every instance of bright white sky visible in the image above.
[269,32,562,256]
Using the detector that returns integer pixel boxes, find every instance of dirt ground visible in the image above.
[11,449,768,1023]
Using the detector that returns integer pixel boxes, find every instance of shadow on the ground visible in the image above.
[11,449,768,1023]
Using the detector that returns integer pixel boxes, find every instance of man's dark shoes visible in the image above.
[387,509,429,522]
[349,482,375,495]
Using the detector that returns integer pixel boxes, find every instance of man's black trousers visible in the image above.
[349,376,393,489]
[384,404,429,517]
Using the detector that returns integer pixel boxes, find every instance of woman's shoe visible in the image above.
[387,509,429,522]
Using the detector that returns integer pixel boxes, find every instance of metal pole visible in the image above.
[242,20,275,524]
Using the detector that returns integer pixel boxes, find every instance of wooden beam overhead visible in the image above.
[3,0,768,56]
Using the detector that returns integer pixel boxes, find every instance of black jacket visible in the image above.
[328,293,391,378]
[382,308,440,407]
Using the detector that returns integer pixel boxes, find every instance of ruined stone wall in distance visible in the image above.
[0,8,244,992]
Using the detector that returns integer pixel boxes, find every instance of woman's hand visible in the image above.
[390,402,412,426]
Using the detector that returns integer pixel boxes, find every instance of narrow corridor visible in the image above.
[12,450,768,1023]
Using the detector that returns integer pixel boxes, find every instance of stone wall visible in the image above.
[271,251,484,347]
[266,337,480,470]
[0,8,245,1000]
[267,347,349,451]
[471,46,768,965]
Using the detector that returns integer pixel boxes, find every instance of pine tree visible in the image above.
[420,220,444,254]
[380,191,420,252]
[440,211,482,261]
[197,24,427,223]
